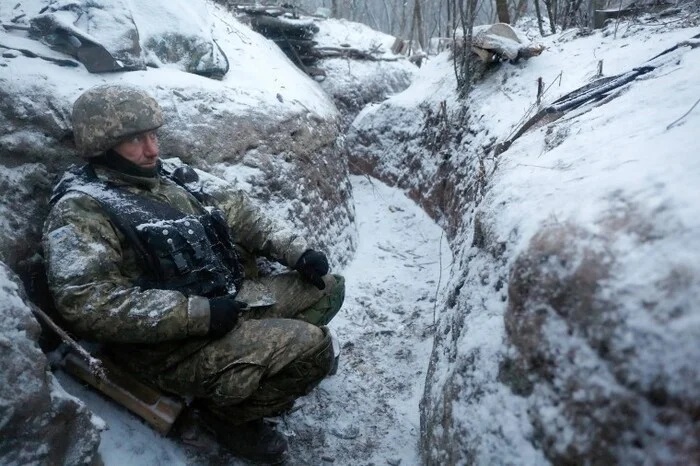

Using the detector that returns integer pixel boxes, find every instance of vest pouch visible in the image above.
[135,217,230,297]
[199,209,244,285]
[53,164,244,299]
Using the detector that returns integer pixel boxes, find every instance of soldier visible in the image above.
[42,84,345,464]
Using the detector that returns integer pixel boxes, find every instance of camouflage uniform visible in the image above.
[44,148,344,424]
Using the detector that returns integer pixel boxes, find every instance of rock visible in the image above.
[29,0,145,72]
[5,0,229,77]
[137,1,229,78]
[0,262,101,465]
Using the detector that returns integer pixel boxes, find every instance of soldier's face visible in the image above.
[113,130,160,168]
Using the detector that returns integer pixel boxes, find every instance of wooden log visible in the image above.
[251,15,318,40]
[272,38,317,52]
[311,46,400,62]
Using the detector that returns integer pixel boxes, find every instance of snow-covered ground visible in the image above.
[346,13,700,465]
[57,175,452,465]
[3,0,698,462]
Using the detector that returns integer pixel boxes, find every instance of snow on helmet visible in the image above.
[72,84,164,157]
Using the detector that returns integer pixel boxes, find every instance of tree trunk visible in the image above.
[454,0,478,98]
[363,0,379,29]
[543,0,557,33]
[447,0,456,38]
[332,0,339,18]
[534,0,546,35]
[445,0,452,37]
[496,0,512,23]
[380,0,393,34]
[414,0,426,51]
[512,0,529,23]
[399,0,409,39]
[408,0,417,54]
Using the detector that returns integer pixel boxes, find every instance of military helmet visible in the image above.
[72,84,164,157]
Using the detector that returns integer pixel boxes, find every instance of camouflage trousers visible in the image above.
[153,273,345,425]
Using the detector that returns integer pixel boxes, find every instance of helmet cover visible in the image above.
[72,84,164,157]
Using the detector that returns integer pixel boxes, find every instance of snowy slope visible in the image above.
[0,0,334,120]
[3,1,698,463]
[348,14,700,465]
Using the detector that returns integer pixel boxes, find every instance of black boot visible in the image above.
[207,416,288,464]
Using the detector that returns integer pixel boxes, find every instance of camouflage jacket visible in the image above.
[43,159,308,346]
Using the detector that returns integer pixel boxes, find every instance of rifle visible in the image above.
[32,306,183,435]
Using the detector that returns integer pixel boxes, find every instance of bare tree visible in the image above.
[542,0,558,33]
[454,0,481,98]
[534,0,547,35]
[416,0,427,50]
[496,0,511,23]
[512,0,529,23]
[379,0,395,34]
[399,0,410,39]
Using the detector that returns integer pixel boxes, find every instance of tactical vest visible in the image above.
[50,163,244,298]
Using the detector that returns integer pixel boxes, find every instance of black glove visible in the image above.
[208,296,247,338]
[295,249,329,290]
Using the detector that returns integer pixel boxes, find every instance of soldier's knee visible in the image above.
[323,274,345,317]
[311,326,336,375]
[282,327,335,389]
[297,274,345,326]
[328,274,345,305]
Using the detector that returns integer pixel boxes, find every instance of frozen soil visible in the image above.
[56,174,452,465]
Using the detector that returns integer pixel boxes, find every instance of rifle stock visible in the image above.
[62,352,184,435]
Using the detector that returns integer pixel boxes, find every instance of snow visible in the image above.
[56,371,190,465]
[344,14,699,463]
[3,0,699,461]
[0,0,337,130]
[352,20,700,254]
[306,17,418,127]
[478,29,700,254]
[313,18,399,56]
[285,176,452,464]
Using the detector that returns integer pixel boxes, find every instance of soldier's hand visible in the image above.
[208,296,248,338]
[295,249,329,290]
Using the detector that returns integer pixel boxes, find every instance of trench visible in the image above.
[56,174,453,465]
